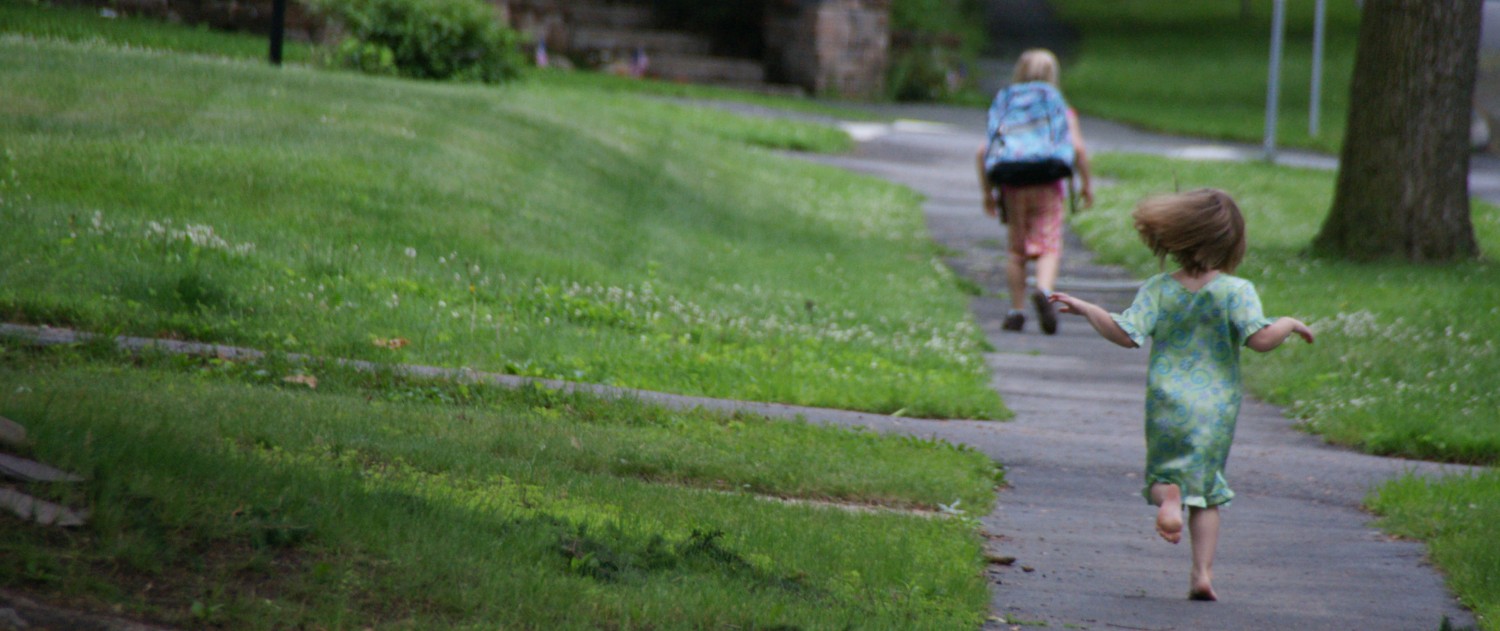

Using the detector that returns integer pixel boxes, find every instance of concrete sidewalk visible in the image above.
[795,118,1480,629]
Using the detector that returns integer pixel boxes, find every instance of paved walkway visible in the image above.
[14,106,1479,629]
[793,113,1481,630]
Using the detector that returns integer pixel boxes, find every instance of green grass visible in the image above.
[1054,0,1360,154]
[528,67,883,123]
[0,35,1001,420]
[0,342,997,629]
[0,1,315,63]
[1368,472,1500,631]
[1072,153,1500,629]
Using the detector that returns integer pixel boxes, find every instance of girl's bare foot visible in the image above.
[1189,571,1217,601]
[1151,484,1183,544]
[1157,503,1183,544]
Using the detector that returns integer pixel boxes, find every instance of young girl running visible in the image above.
[1047,189,1313,601]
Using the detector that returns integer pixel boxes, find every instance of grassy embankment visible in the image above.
[0,8,1005,628]
[1053,0,1360,154]
[0,29,1001,420]
[1073,154,1500,629]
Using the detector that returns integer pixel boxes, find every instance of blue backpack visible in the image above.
[984,81,1075,186]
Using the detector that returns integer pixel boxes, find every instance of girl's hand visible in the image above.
[1048,291,1087,315]
[1291,319,1315,344]
[982,194,999,218]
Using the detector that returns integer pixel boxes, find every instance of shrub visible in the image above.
[888,0,985,101]
[309,0,525,82]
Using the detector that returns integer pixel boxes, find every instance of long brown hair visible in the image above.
[1132,189,1247,274]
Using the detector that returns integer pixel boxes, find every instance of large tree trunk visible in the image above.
[1313,0,1482,262]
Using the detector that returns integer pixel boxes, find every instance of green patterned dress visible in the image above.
[1111,273,1275,508]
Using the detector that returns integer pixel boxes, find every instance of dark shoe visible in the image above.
[1002,310,1025,332]
[1033,290,1058,335]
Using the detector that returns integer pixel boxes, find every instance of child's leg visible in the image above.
[1187,506,1221,601]
[1006,251,1029,312]
[1035,250,1061,294]
[1148,483,1183,544]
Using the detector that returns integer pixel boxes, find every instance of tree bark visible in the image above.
[1313,0,1482,262]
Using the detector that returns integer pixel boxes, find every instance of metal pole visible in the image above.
[1264,0,1286,161]
[1310,0,1327,136]
[269,0,287,66]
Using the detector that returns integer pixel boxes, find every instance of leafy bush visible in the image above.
[309,0,525,82]
[887,0,985,101]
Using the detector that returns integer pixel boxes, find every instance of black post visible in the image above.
[269,0,287,65]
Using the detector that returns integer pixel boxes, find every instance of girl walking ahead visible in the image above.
[1047,189,1313,601]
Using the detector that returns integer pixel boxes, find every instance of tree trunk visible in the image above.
[1313,0,1482,262]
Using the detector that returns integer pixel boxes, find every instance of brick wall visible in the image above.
[766,0,889,99]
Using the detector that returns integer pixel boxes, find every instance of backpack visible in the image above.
[983,81,1075,187]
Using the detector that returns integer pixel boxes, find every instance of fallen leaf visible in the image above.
[282,374,318,389]
[373,337,410,349]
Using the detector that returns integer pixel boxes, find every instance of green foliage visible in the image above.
[888,0,986,101]
[307,0,525,82]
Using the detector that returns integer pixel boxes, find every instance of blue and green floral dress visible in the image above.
[1111,273,1275,508]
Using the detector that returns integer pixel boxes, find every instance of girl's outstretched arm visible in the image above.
[1247,317,1315,352]
[1050,292,1138,348]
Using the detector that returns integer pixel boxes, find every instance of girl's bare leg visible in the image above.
[1149,483,1183,544]
[1188,506,1221,601]
[1006,252,1029,312]
[1034,250,1061,294]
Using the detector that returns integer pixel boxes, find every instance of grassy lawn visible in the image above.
[0,341,998,629]
[1367,472,1500,631]
[0,33,1001,420]
[1053,0,1360,154]
[1072,153,1500,629]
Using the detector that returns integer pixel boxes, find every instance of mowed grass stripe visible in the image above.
[0,352,995,629]
[0,36,1002,419]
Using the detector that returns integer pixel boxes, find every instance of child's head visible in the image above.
[1012,49,1060,86]
[1132,188,1247,274]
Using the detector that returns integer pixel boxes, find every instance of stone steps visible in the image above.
[560,0,806,95]
[572,26,712,56]
[648,53,766,85]
[568,3,654,29]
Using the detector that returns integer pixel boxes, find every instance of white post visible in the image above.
[1310,0,1327,137]
[1264,0,1287,161]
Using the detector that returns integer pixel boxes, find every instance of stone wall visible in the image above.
[765,0,889,99]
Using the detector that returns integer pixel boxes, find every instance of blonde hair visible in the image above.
[1012,49,1060,86]
[1132,189,1247,274]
